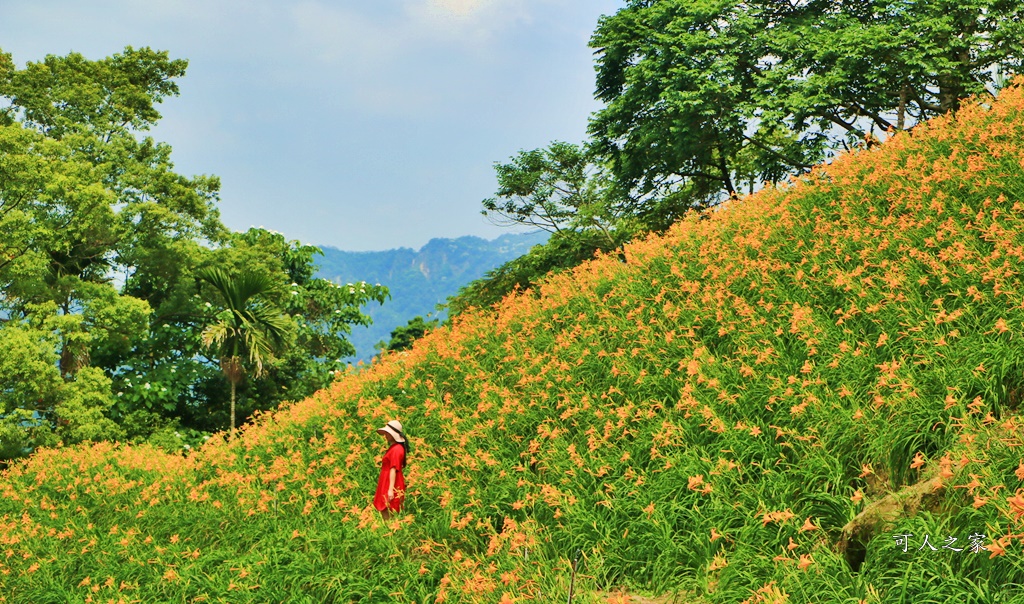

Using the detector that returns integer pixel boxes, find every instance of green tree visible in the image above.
[198,267,291,439]
[482,141,640,243]
[0,45,222,453]
[0,304,125,462]
[588,0,1024,218]
[215,229,390,409]
[0,47,390,452]
[484,142,603,235]
[375,315,440,353]
[469,141,642,320]
[99,226,389,441]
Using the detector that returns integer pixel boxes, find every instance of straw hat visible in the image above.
[376,420,406,443]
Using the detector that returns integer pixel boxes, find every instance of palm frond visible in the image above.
[196,267,234,307]
[232,271,281,308]
[201,323,230,352]
[198,266,292,381]
[244,330,275,377]
[198,266,280,311]
[246,300,291,345]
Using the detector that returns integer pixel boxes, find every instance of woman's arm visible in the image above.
[387,467,397,500]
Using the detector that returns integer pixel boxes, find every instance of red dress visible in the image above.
[373,443,406,512]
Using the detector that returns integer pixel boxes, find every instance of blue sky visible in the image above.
[1,0,624,251]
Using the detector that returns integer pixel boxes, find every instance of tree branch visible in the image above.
[905,86,943,114]
[849,100,894,132]
[740,134,814,169]
[825,111,860,133]
[667,171,732,183]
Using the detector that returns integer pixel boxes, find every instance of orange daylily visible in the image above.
[797,554,814,571]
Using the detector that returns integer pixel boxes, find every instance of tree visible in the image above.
[375,315,440,353]
[102,227,390,439]
[466,142,644,323]
[0,47,392,455]
[0,45,221,376]
[0,304,125,462]
[198,267,291,439]
[0,46,219,456]
[482,141,638,244]
[589,0,1024,218]
[216,228,390,413]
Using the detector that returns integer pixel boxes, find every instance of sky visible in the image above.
[1,0,624,251]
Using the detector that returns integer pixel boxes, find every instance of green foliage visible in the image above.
[0,47,388,456]
[220,228,391,407]
[199,266,293,436]
[199,266,292,377]
[0,316,63,413]
[443,227,635,320]
[472,141,646,326]
[0,317,124,459]
[482,141,620,237]
[376,315,440,353]
[0,44,221,454]
[588,0,1024,215]
[0,46,187,136]
[478,141,642,304]
[0,410,35,461]
[145,425,209,455]
[55,367,125,445]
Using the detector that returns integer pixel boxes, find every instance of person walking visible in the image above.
[373,419,408,520]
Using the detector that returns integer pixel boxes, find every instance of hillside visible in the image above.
[316,231,551,363]
[4,84,1024,603]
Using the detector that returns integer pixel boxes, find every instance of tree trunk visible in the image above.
[897,85,907,131]
[230,380,236,441]
[222,356,243,441]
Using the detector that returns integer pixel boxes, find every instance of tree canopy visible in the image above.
[0,47,389,460]
[468,0,1024,326]
[588,0,1024,216]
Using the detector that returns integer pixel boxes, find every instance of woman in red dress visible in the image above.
[373,419,407,519]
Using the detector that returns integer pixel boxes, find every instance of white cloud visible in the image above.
[405,0,535,44]
[279,0,543,114]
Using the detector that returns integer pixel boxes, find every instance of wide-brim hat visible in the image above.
[376,420,406,443]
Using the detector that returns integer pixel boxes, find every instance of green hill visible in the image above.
[4,84,1024,602]
[316,231,551,363]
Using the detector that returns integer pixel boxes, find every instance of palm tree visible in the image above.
[197,267,291,440]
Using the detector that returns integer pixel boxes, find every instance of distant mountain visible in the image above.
[315,230,551,364]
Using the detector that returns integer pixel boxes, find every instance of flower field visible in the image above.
[6,82,1024,602]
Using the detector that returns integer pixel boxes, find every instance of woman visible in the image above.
[373,419,408,520]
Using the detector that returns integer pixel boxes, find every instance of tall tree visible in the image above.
[481,141,641,244]
[0,47,392,456]
[466,142,640,322]
[0,46,219,456]
[198,267,291,439]
[589,0,1024,219]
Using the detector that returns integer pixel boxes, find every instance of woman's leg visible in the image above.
[380,508,391,521]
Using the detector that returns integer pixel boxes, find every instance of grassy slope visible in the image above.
[5,84,1024,603]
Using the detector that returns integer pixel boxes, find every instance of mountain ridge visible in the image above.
[315,230,551,362]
